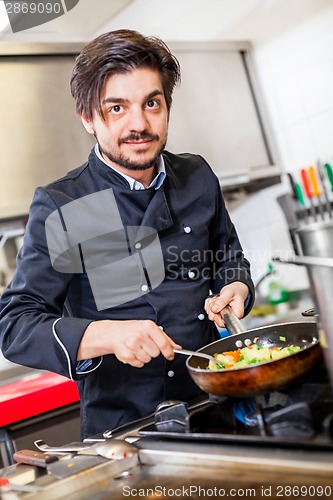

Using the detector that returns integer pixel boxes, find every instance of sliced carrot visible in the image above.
[224,363,235,370]
[234,349,241,362]
[222,349,242,362]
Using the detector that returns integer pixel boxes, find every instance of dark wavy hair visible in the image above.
[70,29,181,121]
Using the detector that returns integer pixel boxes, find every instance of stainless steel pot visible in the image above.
[274,254,333,389]
[292,220,333,389]
[295,220,333,258]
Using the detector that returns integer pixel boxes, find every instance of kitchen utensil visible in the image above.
[294,181,310,224]
[275,255,333,267]
[302,307,317,317]
[13,449,107,479]
[324,162,333,218]
[45,455,107,479]
[34,440,93,454]
[308,165,325,220]
[0,477,43,493]
[324,163,333,192]
[34,438,138,460]
[301,168,317,221]
[317,161,332,218]
[80,440,138,460]
[294,182,305,205]
[287,172,299,201]
[13,449,58,467]
[174,349,216,363]
[184,314,320,397]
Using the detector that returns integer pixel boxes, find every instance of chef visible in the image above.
[0,29,254,438]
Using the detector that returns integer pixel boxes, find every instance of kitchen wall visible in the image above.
[1,0,332,298]
[229,3,333,294]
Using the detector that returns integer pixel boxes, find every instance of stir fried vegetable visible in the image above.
[208,344,301,371]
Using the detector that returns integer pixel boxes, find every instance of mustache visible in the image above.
[119,132,159,144]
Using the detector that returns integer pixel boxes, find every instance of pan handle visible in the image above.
[221,306,245,335]
[273,255,333,268]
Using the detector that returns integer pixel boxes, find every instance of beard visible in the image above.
[98,131,167,172]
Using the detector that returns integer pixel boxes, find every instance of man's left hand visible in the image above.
[204,281,249,328]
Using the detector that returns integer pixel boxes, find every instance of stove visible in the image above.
[1,364,333,499]
[139,377,333,450]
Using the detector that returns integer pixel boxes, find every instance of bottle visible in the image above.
[267,263,289,306]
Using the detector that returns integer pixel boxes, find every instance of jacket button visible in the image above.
[141,284,148,292]
[198,313,205,321]
[184,226,192,234]
[188,270,196,279]
[168,370,174,377]
[135,242,142,249]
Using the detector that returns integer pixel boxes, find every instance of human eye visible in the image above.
[145,99,159,109]
[110,104,124,114]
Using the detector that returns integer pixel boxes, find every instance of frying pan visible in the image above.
[185,309,321,397]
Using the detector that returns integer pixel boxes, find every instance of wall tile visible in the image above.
[285,121,318,165]
[233,6,333,297]
[298,61,333,116]
[273,130,295,170]
[276,76,307,126]
[310,109,333,159]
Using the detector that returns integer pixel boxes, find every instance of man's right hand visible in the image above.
[77,319,182,368]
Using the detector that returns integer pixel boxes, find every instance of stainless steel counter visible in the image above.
[1,420,333,500]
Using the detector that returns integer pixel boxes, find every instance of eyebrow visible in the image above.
[101,89,164,106]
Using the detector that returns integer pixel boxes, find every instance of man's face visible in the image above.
[81,67,169,173]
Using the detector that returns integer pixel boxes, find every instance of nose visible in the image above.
[127,106,148,132]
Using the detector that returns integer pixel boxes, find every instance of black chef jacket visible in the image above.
[0,149,254,438]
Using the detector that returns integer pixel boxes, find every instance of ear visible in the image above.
[80,114,95,135]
